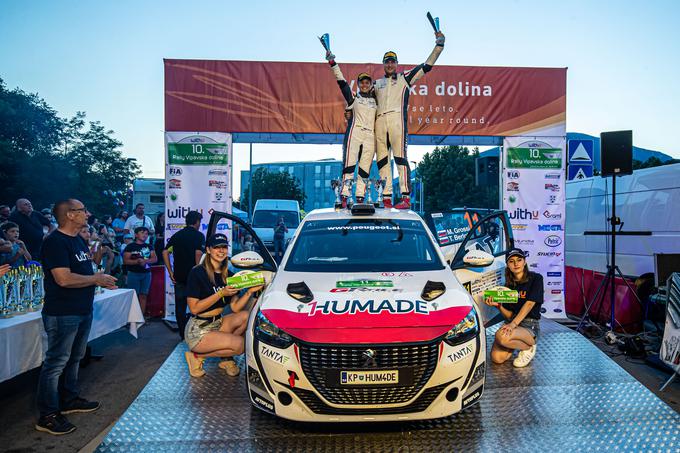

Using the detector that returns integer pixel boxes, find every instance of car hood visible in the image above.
[258,270,474,344]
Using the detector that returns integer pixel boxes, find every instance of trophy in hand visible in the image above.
[344,178,355,209]
[331,179,342,211]
[374,178,387,208]
[318,33,331,53]
[363,178,373,205]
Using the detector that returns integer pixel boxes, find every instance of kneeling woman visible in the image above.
[184,233,263,378]
[485,248,543,368]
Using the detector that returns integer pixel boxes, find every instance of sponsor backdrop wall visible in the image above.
[164,132,232,322]
[502,136,566,317]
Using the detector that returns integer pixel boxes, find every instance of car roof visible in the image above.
[302,208,425,222]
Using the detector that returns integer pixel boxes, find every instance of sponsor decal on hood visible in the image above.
[336,280,394,288]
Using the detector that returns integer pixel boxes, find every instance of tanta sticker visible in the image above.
[308,299,428,316]
[260,345,291,365]
[447,344,473,363]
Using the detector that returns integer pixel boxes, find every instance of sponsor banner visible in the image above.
[164,132,232,322]
[502,136,566,317]
[165,59,566,137]
[660,275,680,375]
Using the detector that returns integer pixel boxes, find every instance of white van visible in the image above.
[251,199,301,251]
[565,163,680,277]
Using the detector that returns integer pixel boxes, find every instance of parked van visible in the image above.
[566,163,680,278]
[251,199,301,250]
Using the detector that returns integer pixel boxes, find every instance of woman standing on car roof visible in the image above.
[485,248,543,368]
[184,233,263,378]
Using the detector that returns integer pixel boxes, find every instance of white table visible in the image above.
[0,288,144,383]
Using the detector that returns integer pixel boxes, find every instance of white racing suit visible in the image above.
[331,63,377,198]
[374,42,444,197]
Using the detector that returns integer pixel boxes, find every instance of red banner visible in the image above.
[165,59,566,137]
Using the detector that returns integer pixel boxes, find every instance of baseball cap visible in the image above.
[505,247,526,262]
[357,72,372,82]
[382,51,398,63]
[207,233,229,248]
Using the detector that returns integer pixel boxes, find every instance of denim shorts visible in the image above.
[519,318,541,340]
[127,271,152,295]
[185,316,223,351]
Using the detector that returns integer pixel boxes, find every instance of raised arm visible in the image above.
[404,31,445,85]
[326,51,354,107]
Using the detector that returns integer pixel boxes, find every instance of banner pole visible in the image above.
[249,143,253,219]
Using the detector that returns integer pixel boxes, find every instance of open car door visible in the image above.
[207,211,278,275]
[425,209,514,326]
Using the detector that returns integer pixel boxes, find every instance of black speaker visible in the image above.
[600,130,632,177]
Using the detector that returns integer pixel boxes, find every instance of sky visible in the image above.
[1,0,679,198]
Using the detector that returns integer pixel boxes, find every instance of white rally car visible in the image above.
[209,205,495,422]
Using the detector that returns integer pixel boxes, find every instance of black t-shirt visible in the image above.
[41,230,95,316]
[165,226,205,284]
[186,265,233,315]
[124,242,154,273]
[502,271,544,320]
[274,223,286,239]
[10,211,50,259]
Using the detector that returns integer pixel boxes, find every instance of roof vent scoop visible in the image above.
[421,281,446,301]
[287,282,314,303]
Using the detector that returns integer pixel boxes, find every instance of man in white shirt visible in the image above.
[123,203,155,243]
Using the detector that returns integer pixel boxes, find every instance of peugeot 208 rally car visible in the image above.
[244,206,486,422]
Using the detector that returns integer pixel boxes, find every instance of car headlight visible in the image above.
[254,310,294,349]
[443,307,478,346]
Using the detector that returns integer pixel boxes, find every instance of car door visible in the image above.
[426,209,514,326]
[207,211,278,273]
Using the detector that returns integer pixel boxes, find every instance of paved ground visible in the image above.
[0,319,677,452]
[0,319,179,453]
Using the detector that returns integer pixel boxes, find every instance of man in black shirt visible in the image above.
[9,198,55,260]
[162,211,205,339]
[36,199,117,435]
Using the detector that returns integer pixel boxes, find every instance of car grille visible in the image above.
[298,341,439,405]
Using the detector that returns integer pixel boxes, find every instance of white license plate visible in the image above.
[340,370,399,385]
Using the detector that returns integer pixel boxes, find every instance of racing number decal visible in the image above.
[464,211,482,235]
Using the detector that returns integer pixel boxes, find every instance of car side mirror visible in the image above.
[463,250,495,267]
[231,251,264,268]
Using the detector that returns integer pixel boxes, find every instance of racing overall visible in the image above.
[374,41,444,198]
[330,63,377,199]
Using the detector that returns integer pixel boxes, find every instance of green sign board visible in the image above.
[336,280,394,288]
[507,147,562,169]
[227,272,265,289]
[484,289,519,304]
[168,143,229,165]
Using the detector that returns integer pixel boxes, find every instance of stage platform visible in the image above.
[96,319,680,452]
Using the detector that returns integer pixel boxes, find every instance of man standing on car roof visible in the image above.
[374,29,445,209]
[325,50,377,207]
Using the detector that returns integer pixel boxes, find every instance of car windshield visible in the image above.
[252,210,300,229]
[284,219,445,272]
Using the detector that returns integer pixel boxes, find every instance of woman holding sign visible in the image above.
[184,233,263,378]
[485,248,544,368]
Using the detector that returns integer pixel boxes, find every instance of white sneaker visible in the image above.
[513,345,537,368]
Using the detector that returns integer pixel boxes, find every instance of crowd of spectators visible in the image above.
[0,199,164,280]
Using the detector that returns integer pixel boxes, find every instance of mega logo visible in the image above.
[544,235,562,247]
[506,182,519,191]
[507,171,520,179]
[167,206,204,219]
[538,224,563,232]
[543,210,562,219]
[509,209,539,220]
[308,299,428,316]
[169,167,183,176]
[545,184,560,192]
[547,272,562,277]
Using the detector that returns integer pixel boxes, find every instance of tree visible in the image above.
[241,168,306,212]
[417,145,498,213]
[0,77,140,214]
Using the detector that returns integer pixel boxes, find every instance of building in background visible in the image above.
[132,178,164,221]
